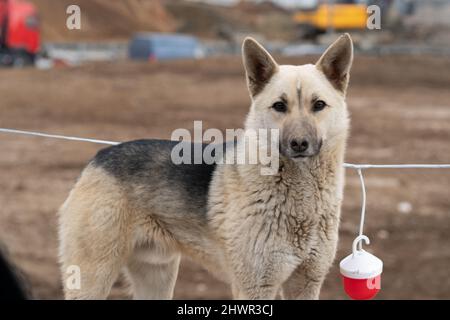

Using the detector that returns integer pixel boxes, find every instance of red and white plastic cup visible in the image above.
[340,235,383,300]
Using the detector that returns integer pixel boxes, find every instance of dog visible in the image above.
[58,34,353,299]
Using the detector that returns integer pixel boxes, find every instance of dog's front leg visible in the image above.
[226,218,295,299]
[281,244,337,300]
[230,255,289,300]
[281,263,325,300]
[231,280,279,300]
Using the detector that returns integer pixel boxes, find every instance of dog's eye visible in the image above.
[312,100,327,112]
[272,101,287,113]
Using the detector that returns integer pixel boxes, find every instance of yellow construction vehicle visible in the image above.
[293,0,414,43]
[293,0,369,39]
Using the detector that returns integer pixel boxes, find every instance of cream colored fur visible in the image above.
[58,34,353,300]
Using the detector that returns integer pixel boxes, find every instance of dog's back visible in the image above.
[58,139,219,299]
[93,139,215,217]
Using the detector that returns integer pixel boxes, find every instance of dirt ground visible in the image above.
[28,0,293,42]
[29,0,177,41]
[0,54,450,299]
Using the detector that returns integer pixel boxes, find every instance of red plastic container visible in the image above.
[340,235,383,300]
[342,274,381,300]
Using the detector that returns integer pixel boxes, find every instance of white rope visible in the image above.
[346,163,450,246]
[2,127,450,168]
[2,127,450,250]
[2,128,450,169]
[356,169,366,250]
[0,128,119,146]
[343,163,450,169]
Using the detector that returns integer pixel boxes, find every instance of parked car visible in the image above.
[128,33,204,62]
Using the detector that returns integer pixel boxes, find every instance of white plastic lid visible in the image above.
[340,235,383,279]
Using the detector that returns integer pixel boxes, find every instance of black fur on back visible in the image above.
[92,140,221,216]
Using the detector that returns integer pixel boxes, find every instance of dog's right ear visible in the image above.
[316,33,353,95]
[242,37,278,97]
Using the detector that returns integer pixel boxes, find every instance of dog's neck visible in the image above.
[281,138,346,186]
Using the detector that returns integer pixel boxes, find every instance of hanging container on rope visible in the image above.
[340,169,383,300]
[340,235,383,300]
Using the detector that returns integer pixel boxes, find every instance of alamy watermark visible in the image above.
[64,4,382,32]
[367,5,381,30]
[66,5,81,30]
[65,265,81,290]
[367,276,381,290]
[171,121,280,176]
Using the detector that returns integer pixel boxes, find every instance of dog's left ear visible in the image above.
[316,33,353,95]
[242,37,278,97]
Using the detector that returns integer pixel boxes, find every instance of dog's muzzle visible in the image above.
[281,138,322,159]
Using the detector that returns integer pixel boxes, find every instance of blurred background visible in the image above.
[0,0,449,299]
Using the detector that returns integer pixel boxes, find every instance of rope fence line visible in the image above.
[2,127,450,246]
[343,163,450,169]
[1,127,450,170]
[0,128,119,146]
[356,169,367,250]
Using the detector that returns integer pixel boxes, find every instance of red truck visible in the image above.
[0,0,39,66]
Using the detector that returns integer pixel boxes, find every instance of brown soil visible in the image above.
[30,0,177,42]
[28,0,294,42]
[0,54,450,299]
[164,1,295,41]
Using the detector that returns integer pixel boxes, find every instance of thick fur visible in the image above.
[58,34,353,300]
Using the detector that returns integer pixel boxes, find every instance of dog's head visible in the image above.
[243,34,352,160]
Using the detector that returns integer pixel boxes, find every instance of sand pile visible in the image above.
[30,0,177,41]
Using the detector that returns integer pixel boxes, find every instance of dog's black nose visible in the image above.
[290,139,309,153]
